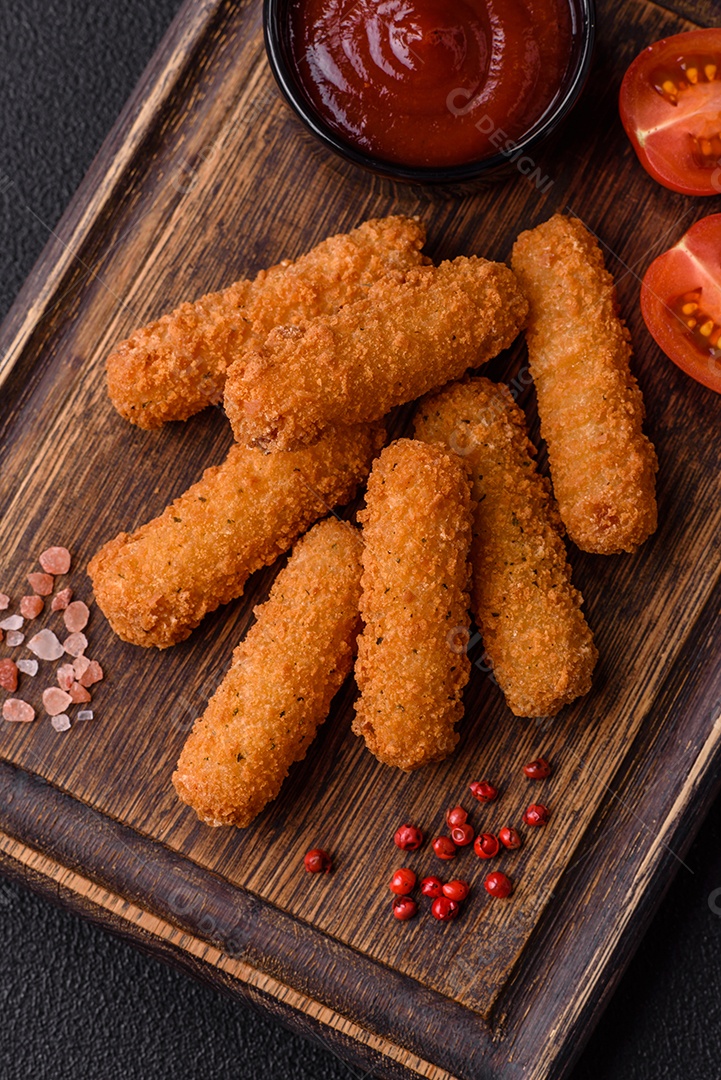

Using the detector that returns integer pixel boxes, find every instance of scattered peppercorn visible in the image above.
[469,780,498,803]
[484,871,513,898]
[386,765,550,920]
[304,848,332,873]
[420,876,445,899]
[450,822,474,846]
[445,805,468,828]
[432,836,456,860]
[523,757,552,780]
[389,868,417,895]
[394,823,424,851]
[523,804,550,827]
[392,895,418,921]
[442,879,470,902]
[473,832,500,858]
[431,896,460,921]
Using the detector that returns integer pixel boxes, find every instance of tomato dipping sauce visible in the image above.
[289,0,573,168]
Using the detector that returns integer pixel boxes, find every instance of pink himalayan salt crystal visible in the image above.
[72,655,91,679]
[63,632,87,658]
[51,587,73,612]
[42,687,73,716]
[2,699,35,723]
[63,601,89,634]
[0,630,3,643]
[6,631,24,648]
[51,714,71,732]
[20,595,44,619]
[17,659,38,676]
[0,659,19,693]
[79,660,103,688]
[0,594,9,610]
[39,547,71,575]
[56,664,75,692]
[77,710,94,721]
[27,572,54,596]
[69,682,91,704]
[27,628,65,661]
[0,614,23,632]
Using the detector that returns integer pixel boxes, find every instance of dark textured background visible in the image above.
[1,3,720,1078]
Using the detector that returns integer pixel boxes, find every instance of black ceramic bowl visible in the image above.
[263,0,596,186]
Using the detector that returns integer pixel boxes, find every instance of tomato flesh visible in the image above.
[619,28,721,195]
[641,214,721,393]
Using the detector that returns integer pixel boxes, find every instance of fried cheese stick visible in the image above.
[173,518,362,827]
[353,439,473,771]
[224,257,528,451]
[106,216,427,428]
[511,214,658,554]
[414,378,597,717]
[88,422,383,649]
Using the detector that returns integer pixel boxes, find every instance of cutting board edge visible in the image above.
[0,832,452,1080]
[0,758,504,1080]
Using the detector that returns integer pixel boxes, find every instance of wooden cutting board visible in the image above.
[1,0,720,1076]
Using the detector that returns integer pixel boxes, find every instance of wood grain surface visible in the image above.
[0,0,720,1077]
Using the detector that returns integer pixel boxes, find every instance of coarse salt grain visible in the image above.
[63,632,87,658]
[50,587,73,612]
[39,547,71,575]
[27,628,65,661]
[51,714,71,732]
[56,664,75,692]
[0,659,18,693]
[20,595,44,619]
[69,682,91,704]
[17,659,38,676]
[2,699,35,723]
[42,687,73,716]
[63,601,89,634]
[0,615,23,632]
[77,710,94,721]
[6,631,24,648]
[0,594,9,610]
[72,655,91,679]
[27,572,54,596]
[79,660,103,688]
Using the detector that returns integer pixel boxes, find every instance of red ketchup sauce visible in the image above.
[290,0,573,168]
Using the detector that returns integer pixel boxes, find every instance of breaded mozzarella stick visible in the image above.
[415,378,597,717]
[89,422,383,649]
[511,214,658,554]
[106,216,427,428]
[353,440,473,771]
[173,519,363,827]
[224,257,528,451]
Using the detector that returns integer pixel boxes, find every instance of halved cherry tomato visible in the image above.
[620,28,721,195]
[641,214,721,393]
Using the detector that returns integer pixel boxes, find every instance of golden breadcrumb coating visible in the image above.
[511,214,658,554]
[353,439,473,771]
[173,519,363,827]
[224,257,528,451]
[106,216,427,428]
[415,378,597,717]
[88,422,383,649]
